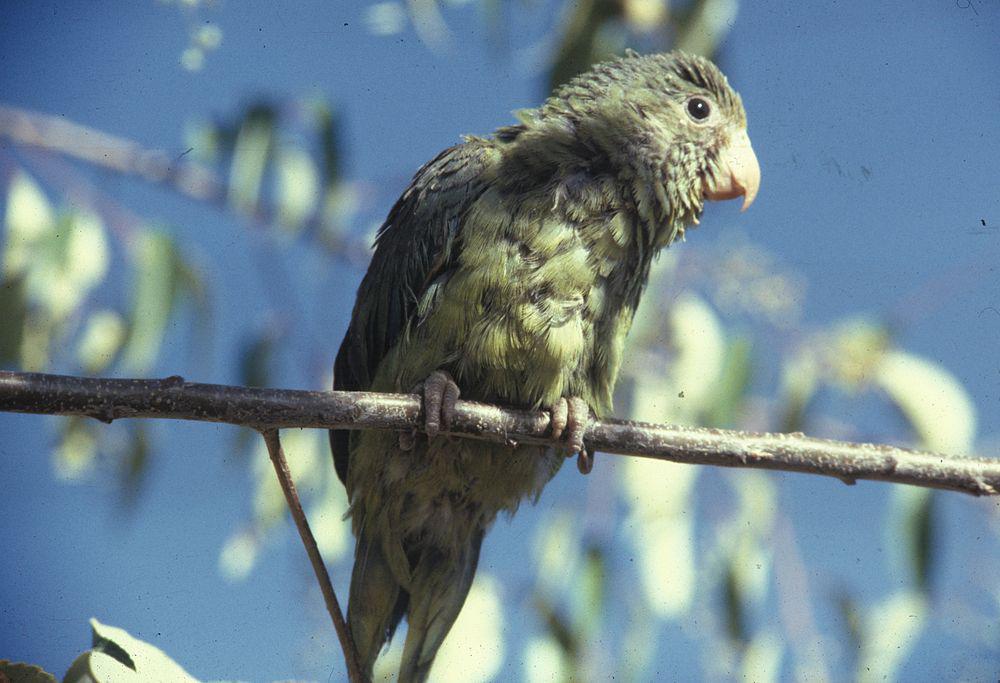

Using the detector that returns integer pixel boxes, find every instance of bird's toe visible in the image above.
[549,397,569,441]
[549,396,594,473]
[422,370,460,439]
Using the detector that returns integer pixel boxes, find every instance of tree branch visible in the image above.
[1,370,997,496]
[0,104,225,204]
[0,104,372,263]
[260,429,365,683]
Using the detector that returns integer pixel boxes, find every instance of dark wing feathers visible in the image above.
[331,142,493,484]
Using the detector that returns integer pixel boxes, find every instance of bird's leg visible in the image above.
[548,396,594,474]
[400,370,461,450]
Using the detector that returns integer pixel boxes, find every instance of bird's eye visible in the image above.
[686,97,711,122]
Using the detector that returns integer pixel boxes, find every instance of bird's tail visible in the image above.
[397,528,485,683]
[347,529,408,679]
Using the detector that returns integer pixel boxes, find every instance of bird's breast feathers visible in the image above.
[394,174,636,413]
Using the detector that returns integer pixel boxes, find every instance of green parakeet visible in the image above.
[331,50,759,681]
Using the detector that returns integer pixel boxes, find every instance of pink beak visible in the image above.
[704,128,760,211]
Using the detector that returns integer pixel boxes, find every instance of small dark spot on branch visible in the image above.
[90,410,115,424]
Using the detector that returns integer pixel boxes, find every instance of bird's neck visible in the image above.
[491,116,700,254]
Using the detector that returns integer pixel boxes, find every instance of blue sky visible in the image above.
[2,1,999,680]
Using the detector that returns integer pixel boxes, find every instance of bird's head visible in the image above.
[514,51,759,236]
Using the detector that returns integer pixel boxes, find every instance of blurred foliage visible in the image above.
[62,619,199,683]
[1,0,998,681]
[218,428,352,582]
[0,171,207,496]
[158,0,224,72]
[184,96,361,253]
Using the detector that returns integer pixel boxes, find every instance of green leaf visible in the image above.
[828,318,890,392]
[275,146,319,233]
[856,592,927,683]
[547,0,623,94]
[667,293,726,422]
[307,479,352,561]
[0,275,27,365]
[741,631,784,683]
[121,232,178,373]
[371,641,404,682]
[218,528,259,582]
[119,423,151,506]
[876,350,977,454]
[19,313,54,371]
[3,171,55,277]
[532,510,582,598]
[63,618,200,683]
[621,457,698,618]
[225,429,331,581]
[430,574,505,683]
[251,428,322,526]
[182,120,220,163]
[173,257,212,371]
[626,290,726,426]
[239,329,275,389]
[619,606,657,683]
[708,334,753,428]
[522,635,569,683]
[180,47,205,72]
[714,473,777,649]
[533,595,577,660]
[311,100,341,187]
[25,212,109,323]
[227,105,275,215]
[888,486,937,593]
[570,544,606,638]
[194,24,222,50]
[4,171,109,324]
[55,417,99,481]
[319,182,361,244]
[910,492,936,592]
[674,0,738,58]
[722,558,747,646]
[365,1,407,37]
[835,592,863,669]
[76,310,126,374]
[778,349,819,432]
[63,212,109,295]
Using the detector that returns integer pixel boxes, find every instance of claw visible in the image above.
[399,430,417,451]
[548,396,594,474]
[401,370,461,449]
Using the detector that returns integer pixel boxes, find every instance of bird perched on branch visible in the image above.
[331,49,759,681]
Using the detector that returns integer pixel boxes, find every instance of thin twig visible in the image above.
[1,371,998,496]
[0,104,373,264]
[260,429,366,683]
[0,104,225,203]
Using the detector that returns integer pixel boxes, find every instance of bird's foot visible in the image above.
[549,396,594,474]
[400,370,460,450]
